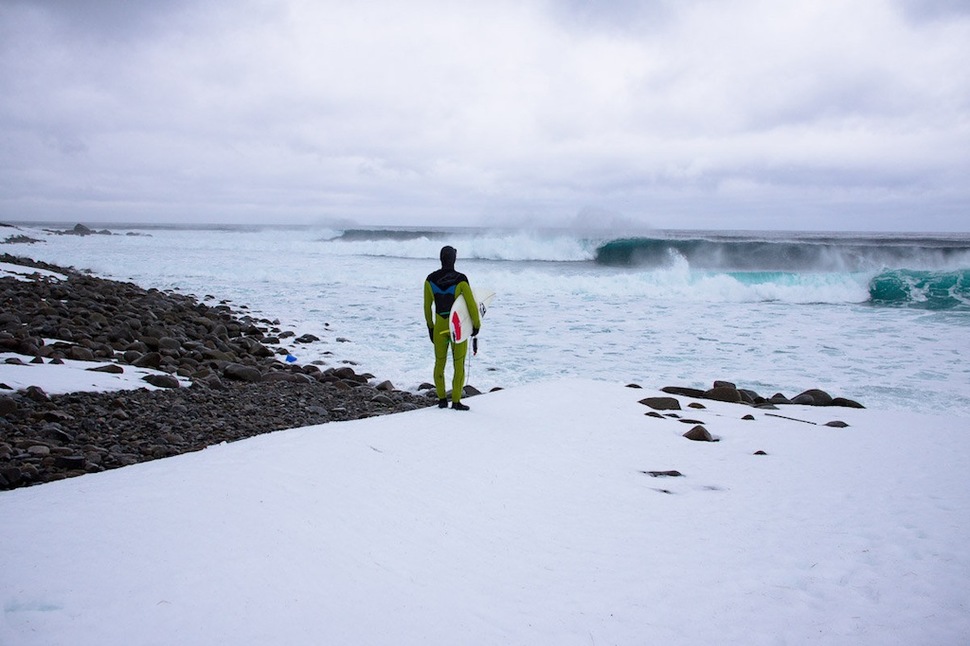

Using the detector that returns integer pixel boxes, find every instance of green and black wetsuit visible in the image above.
[424,263,480,404]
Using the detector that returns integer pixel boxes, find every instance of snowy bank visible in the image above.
[2,378,968,645]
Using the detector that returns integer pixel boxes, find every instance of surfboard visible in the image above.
[449,288,495,344]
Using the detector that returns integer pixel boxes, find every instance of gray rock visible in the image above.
[24,385,50,402]
[223,363,262,382]
[683,425,715,442]
[158,336,182,350]
[132,352,163,369]
[704,386,742,404]
[796,389,833,406]
[0,396,18,416]
[142,374,180,389]
[831,397,865,409]
[661,386,706,398]
[639,396,681,411]
[87,364,124,374]
[67,346,96,361]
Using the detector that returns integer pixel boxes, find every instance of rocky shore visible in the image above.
[1,251,867,492]
[1,254,435,490]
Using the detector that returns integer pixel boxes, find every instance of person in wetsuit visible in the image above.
[424,245,480,410]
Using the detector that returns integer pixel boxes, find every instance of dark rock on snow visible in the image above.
[683,425,716,442]
[638,396,681,411]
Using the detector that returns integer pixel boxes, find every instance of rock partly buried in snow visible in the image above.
[831,397,865,409]
[704,385,742,403]
[661,386,706,399]
[660,381,865,409]
[87,364,124,374]
[639,396,681,411]
[683,425,715,442]
[796,388,833,406]
[824,420,850,428]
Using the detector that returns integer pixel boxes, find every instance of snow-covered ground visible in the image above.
[2,364,968,645]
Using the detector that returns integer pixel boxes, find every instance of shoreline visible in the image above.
[1,255,436,490]
[2,253,874,491]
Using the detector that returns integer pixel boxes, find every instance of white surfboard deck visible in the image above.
[449,288,495,344]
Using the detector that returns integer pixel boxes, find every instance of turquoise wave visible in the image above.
[868,269,970,310]
[594,235,970,272]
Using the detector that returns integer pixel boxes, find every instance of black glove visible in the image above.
[472,326,480,337]
[428,326,434,342]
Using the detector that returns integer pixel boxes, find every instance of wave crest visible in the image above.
[869,269,970,310]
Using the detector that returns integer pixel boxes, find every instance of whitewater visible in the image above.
[7,224,970,416]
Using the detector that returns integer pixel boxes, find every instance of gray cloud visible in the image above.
[1,0,968,231]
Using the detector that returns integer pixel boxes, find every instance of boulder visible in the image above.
[796,389,833,406]
[639,396,681,411]
[223,363,262,382]
[683,425,715,442]
[0,396,18,416]
[24,385,50,402]
[158,336,182,351]
[831,397,865,409]
[132,352,163,369]
[142,374,180,389]
[67,346,96,362]
[661,386,706,399]
[87,364,124,374]
[704,386,742,403]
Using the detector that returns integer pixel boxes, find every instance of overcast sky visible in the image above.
[1,0,969,231]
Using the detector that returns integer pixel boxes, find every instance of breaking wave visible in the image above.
[593,234,970,272]
[868,269,970,310]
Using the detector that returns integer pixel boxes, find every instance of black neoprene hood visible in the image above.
[440,245,457,269]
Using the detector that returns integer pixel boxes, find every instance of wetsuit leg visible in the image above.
[432,317,451,399]
[451,337,468,403]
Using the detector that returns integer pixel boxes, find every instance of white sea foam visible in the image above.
[323,230,599,262]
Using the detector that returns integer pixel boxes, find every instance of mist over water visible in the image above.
[11,224,970,417]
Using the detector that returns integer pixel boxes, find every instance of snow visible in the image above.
[0,261,66,282]
[2,366,969,645]
[0,354,190,394]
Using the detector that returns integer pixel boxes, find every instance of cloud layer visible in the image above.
[2,0,969,230]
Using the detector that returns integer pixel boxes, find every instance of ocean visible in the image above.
[11,224,970,417]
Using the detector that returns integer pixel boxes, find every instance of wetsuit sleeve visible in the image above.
[456,281,481,328]
[423,280,435,329]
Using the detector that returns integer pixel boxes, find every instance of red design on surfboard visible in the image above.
[451,311,462,341]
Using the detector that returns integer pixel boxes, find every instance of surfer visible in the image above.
[424,245,480,411]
